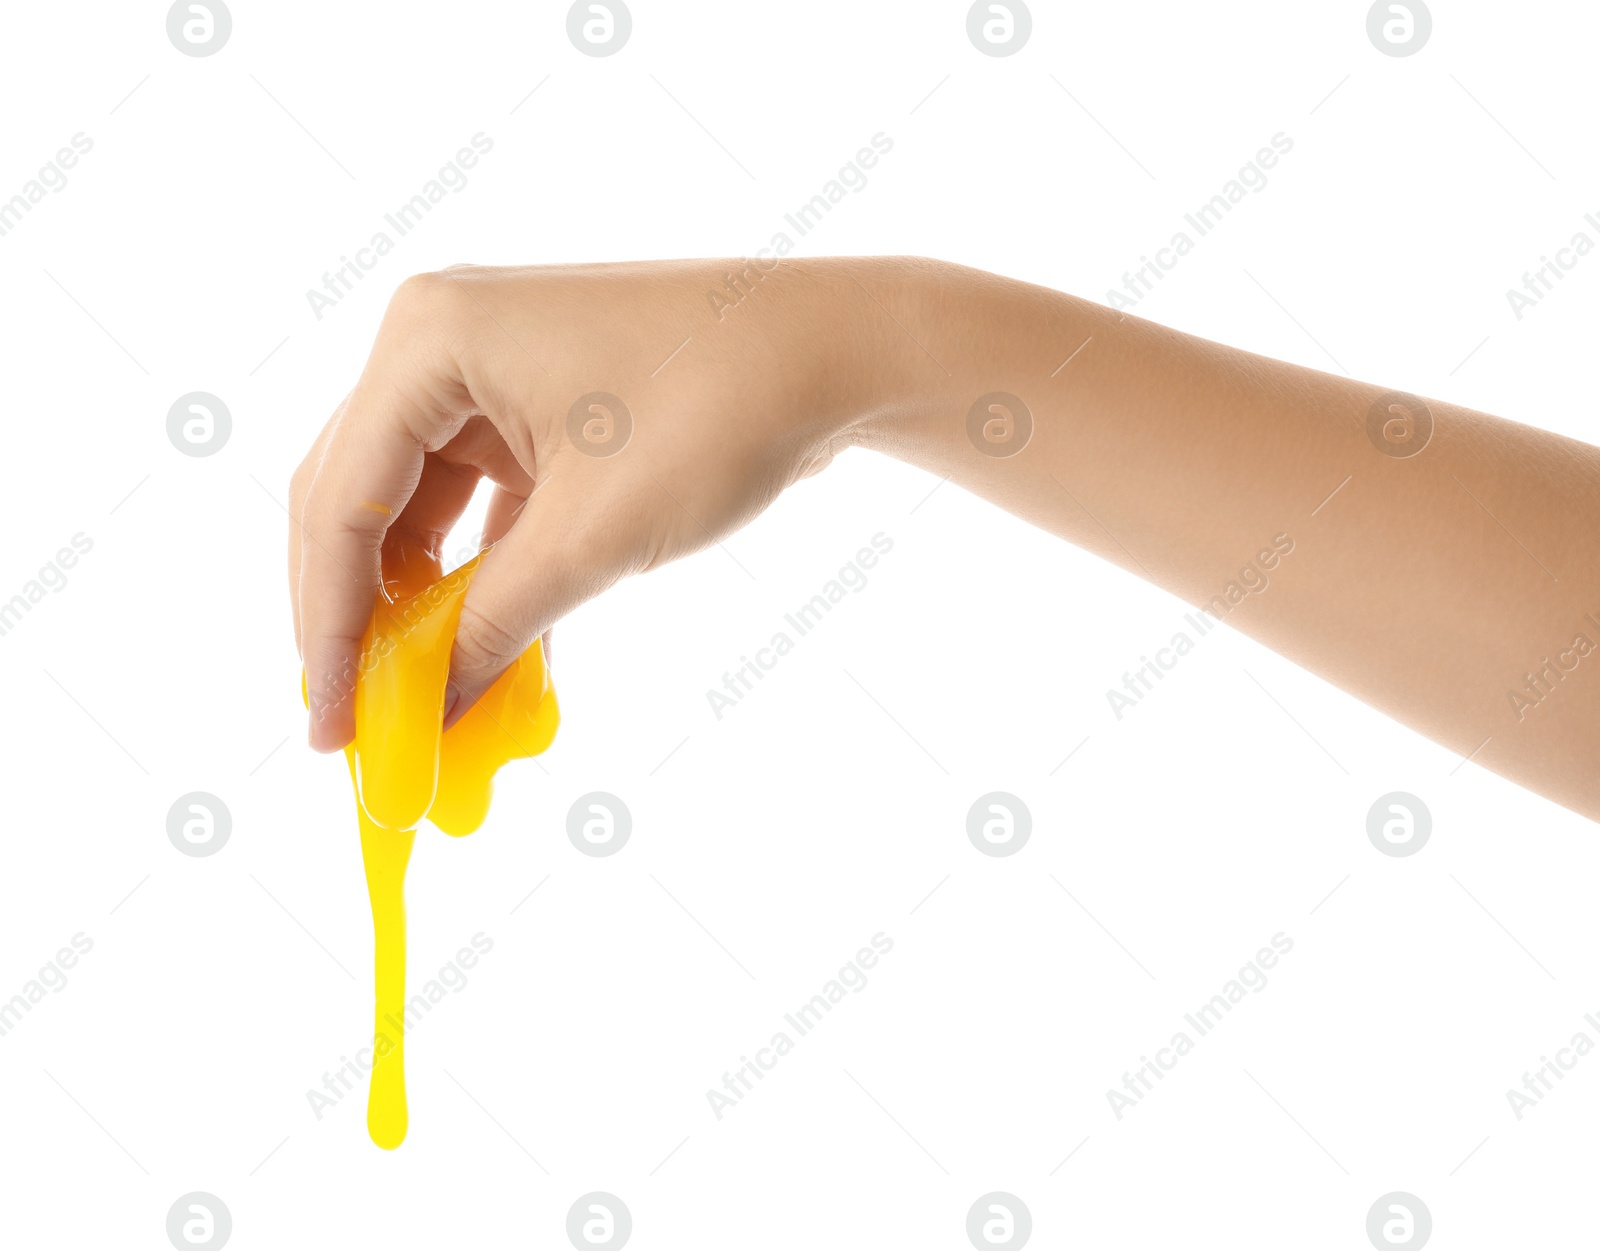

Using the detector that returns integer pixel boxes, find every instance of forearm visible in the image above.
[290,254,1599,819]
[841,258,1600,820]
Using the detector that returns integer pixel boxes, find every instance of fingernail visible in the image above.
[442,683,463,730]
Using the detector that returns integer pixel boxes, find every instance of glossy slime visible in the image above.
[306,538,558,1148]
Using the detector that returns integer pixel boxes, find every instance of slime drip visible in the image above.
[310,538,558,1149]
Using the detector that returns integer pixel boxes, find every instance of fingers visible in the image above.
[297,279,498,751]
[481,483,558,679]
[432,416,535,515]
[443,472,624,726]
[480,482,527,546]
[299,390,476,753]
[392,450,478,548]
[299,400,429,751]
[288,400,346,655]
[380,418,536,587]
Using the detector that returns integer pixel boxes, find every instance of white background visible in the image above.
[1,1,1597,1247]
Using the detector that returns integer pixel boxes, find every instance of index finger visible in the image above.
[288,396,347,656]
[298,284,476,751]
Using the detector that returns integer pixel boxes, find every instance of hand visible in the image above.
[288,259,889,751]
[289,255,1600,822]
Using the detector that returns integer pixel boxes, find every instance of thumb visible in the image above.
[443,476,622,725]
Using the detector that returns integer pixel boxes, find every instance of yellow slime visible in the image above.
[311,538,558,1149]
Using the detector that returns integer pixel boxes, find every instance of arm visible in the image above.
[289,257,1600,820]
[854,259,1600,820]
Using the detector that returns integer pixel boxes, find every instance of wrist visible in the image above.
[827,257,1083,472]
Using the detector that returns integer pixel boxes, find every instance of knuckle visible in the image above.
[391,270,443,304]
[453,602,526,675]
[387,271,453,322]
[384,270,478,342]
[392,267,482,306]
[301,475,384,553]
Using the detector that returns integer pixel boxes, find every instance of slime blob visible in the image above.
[306,537,558,1148]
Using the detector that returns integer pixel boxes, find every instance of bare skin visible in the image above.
[288,257,1600,821]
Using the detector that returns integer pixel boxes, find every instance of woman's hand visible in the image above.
[290,254,1600,822]
[288,259,891,751]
